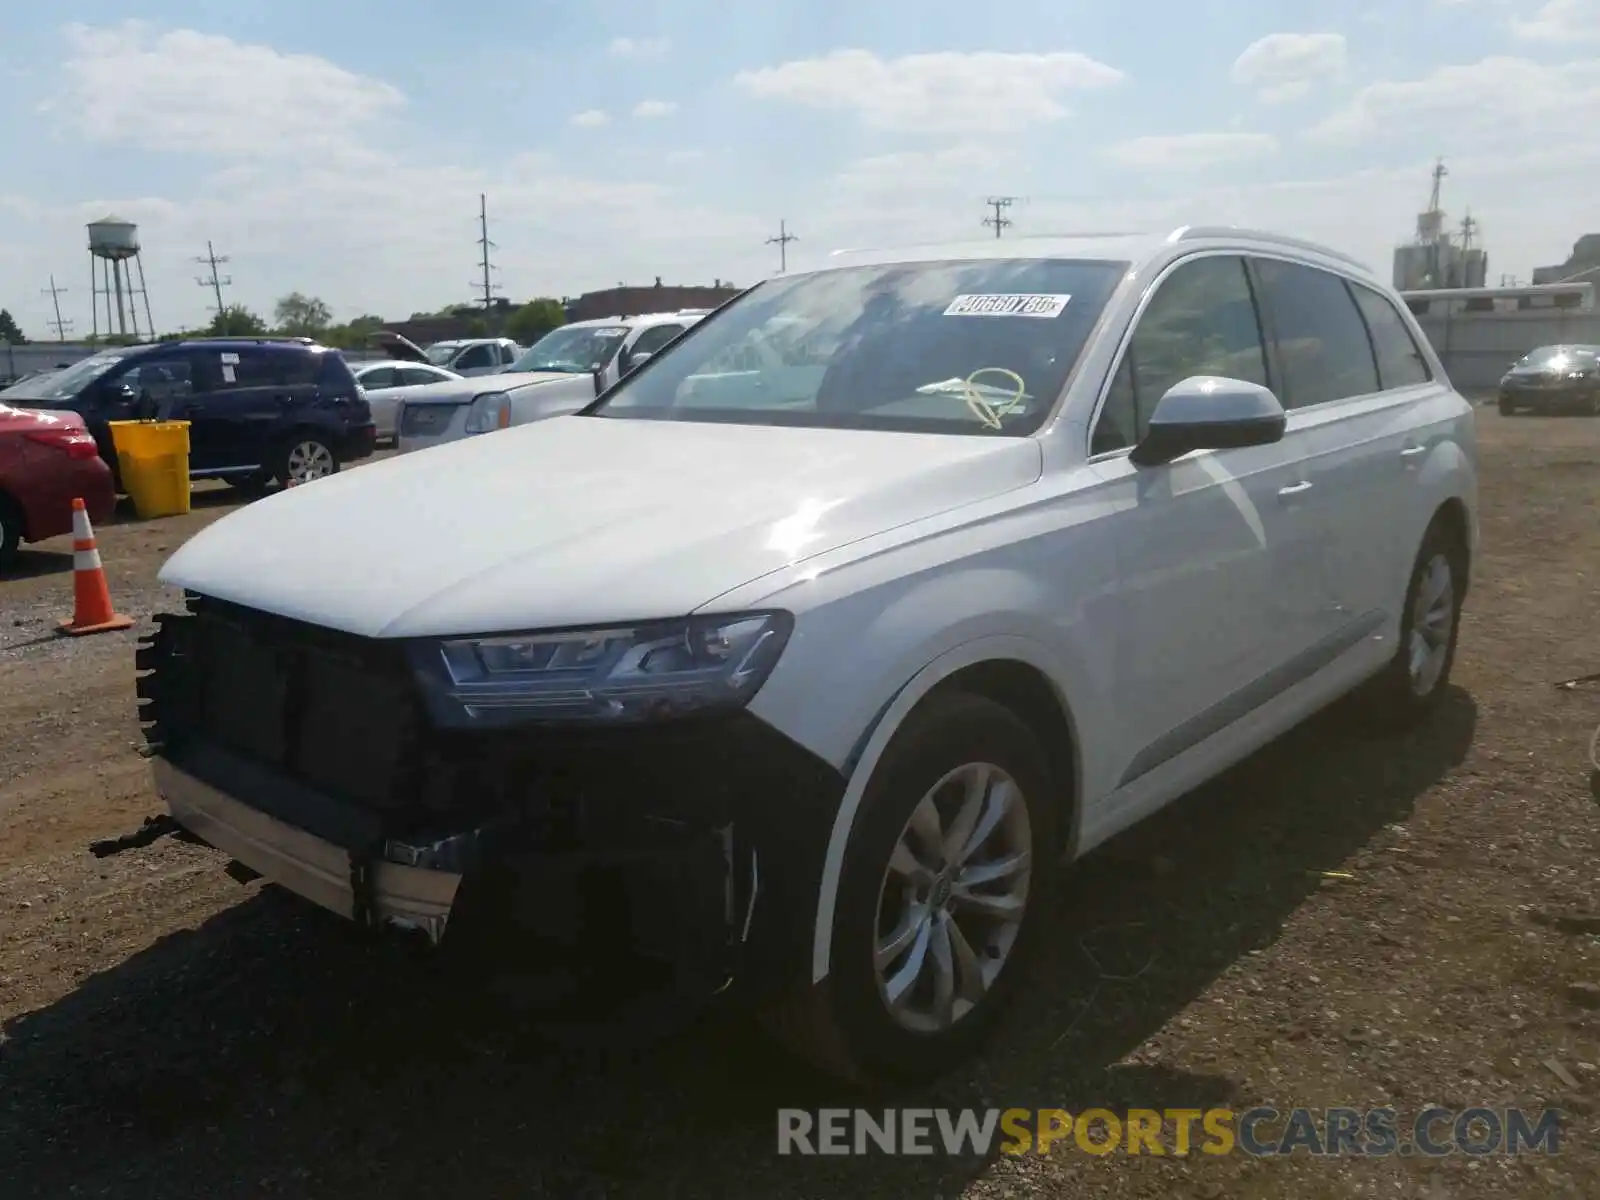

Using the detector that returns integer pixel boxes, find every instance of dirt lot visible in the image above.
[1,412,1598,1198]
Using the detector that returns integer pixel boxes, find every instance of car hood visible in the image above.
[160,416,1042,638]
[399,371,580,404]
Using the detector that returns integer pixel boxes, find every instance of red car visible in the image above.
[0,403,117,569]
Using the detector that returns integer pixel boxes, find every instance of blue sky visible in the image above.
[2,1,1598,336]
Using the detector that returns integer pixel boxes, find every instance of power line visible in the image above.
[766,219,799,273]
[473,193,502,310]
[41,275,73,342]
[983,196,1018,238]
[194,240,232,313]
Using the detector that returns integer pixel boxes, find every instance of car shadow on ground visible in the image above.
[102,486,246,528]
[0,549,73,580]
[0,689,1476,1199]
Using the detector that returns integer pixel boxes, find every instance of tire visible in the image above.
[222,472,270,498]
[271,432,339,488]
[763,692,1060,1087]
[0,493,21,571]
[1357,520,1466,732]
[1497,398,1514,416]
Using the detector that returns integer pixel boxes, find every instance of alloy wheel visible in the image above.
[286,440,335,483]
[1408,552,1455,697]
[873,761,1032,1034]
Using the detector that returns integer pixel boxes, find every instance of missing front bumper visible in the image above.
[154,757,462,942]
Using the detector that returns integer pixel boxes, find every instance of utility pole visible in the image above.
[473,193,501,312]
[194,241,231,314]
[983,196,1017,238]
[766,219,799,272]
[41,276,73,342]
[1459,208,1477,253]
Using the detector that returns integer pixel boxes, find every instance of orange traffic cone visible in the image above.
[58,498,134,637]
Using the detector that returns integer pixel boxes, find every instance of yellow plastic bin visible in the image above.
[108,420,192,519]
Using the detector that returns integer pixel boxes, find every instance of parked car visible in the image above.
[0,338,376,493]
[369,333,521,377]
[0,402,116,570]
[393,311,703,454]
[1497,344,1600,415]
[138,227,1476,1086]
[349,359,462,443]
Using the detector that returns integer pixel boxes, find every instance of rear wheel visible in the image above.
[0,493,21,570]
[763,692,1059,1086]
[1358,520,1465,731]
[272,433,339,487]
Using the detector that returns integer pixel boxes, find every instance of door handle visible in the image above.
[1277,480,1313,500]
[1400,444,1426,461]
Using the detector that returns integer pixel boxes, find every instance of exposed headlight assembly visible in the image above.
[408,611,793,727]
[463,391,512,434]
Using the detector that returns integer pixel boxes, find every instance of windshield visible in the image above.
[424,343,461,365]
[6,352,131,399]
[1517,346,1599,369]
[507,325,630,374]
[587,258,1127,435]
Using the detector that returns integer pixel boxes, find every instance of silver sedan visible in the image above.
[350,360,462,443]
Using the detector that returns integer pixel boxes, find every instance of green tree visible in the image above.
[505,298,566,345]
[322,314,385,350]
[273,292,333,337]
[206,306,268,336]
[0,309,27,344]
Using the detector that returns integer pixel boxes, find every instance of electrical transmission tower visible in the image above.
[42,276,73,342]
[766,219,799,272]
[194,241,232,314]
[473,193,502,310]
[983,196,1017,238]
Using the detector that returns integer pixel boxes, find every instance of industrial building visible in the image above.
[1402,281,1598,394]
[1532,234,1600,286]
[1391,160,1488,292]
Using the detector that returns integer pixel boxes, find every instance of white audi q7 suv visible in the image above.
[138,226,1477,1086]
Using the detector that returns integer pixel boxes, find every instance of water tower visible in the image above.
[87,215,155,342]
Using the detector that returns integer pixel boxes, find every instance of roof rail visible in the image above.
[184,335,318,345]
[1169,225,1372,274]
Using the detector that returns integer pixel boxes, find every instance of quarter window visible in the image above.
[1350,285,1431,389]
[1251,259,1380,407]
[1091,255,1268,455]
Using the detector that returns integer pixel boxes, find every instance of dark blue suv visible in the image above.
[0,338,376,492]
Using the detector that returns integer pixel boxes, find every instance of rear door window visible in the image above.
[1350,286,1431,390]
[1250,259,1380,408]
[453,344,496,371]
[359,367,398,390]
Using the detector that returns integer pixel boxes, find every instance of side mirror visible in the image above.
[1128,376,1286,467]
[592,366,606,397]
[625,350,653,374]
[114,382,137,400]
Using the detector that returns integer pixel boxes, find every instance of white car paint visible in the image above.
[156,225,1478,1004]
[393,312,704,455]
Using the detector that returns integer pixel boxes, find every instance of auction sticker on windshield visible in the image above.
[943,294,1070,318]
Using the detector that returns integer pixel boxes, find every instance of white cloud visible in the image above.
[570,108,610,128]
[1512,0,1600,40]
[609,37,667,59]
[1307,56,1600,146]
[48,20,402,156]
[1106,132,1278,170]
[733,48,1124,134]
[632,99,677,119]
[1231,33,1347,104]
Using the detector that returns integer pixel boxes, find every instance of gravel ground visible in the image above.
[0,413,1598,1199]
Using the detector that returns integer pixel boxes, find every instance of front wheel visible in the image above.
[272,433,339,487]
[763,692,1059,1086]
[0,493,21,571]
[1497,398,1514,416]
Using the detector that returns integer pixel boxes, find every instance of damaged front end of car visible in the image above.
[134,595,843,1026]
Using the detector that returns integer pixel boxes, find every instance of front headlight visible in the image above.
[463,391,511,434]
[407,611,793,727]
